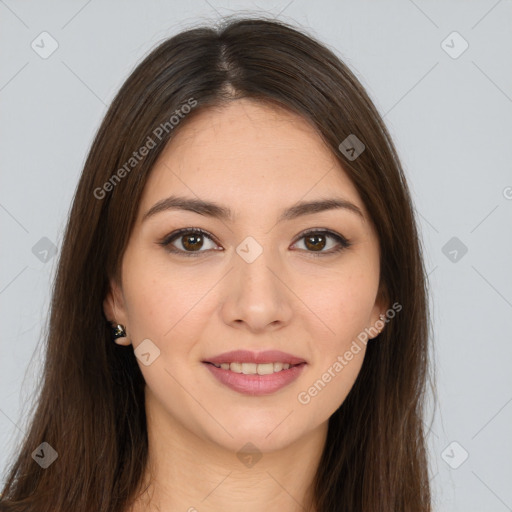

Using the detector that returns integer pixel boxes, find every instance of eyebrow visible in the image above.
[142,194,364,223]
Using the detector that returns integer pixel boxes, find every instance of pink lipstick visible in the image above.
[202,350,307,396]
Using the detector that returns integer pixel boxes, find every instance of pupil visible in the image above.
[305,234,325,251]
[183,234,203,251]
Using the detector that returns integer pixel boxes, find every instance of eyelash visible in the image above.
[158,227,351,258]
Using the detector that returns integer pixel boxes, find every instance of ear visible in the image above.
[367,286,390,340]
[103,278,131,346]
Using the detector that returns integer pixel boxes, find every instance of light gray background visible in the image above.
[1,1,511,510]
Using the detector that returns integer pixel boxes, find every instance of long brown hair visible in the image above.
[0,16,432,511]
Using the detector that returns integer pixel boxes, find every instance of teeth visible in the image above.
[230,362,242,373]
[241,362,257,374]
[257,363,274,375]
[211,362,295,374]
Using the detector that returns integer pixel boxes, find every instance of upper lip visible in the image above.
[203,350,306,365]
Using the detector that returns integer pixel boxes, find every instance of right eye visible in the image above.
[159,228,222,256]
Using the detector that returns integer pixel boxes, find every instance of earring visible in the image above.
[111,323,127,340]
[377,313,386,334]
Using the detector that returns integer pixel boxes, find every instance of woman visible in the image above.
[0,16,432,512]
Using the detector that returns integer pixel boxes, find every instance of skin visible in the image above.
[104,98,387,512]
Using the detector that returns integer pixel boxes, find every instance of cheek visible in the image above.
[295,270,375,414]
[309,265,379,345]
[120,248,211,346]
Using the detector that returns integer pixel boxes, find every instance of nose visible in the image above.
[220,244,293,334]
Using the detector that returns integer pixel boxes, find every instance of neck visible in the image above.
[127,390,327,512]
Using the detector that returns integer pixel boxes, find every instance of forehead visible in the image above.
[140,99,365,216]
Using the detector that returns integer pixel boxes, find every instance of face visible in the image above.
[105,98,386,454]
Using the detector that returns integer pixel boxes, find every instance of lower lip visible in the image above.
[203,362,306,396]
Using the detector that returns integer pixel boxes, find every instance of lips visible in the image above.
[203,349,306,366]
[202,350,307,396]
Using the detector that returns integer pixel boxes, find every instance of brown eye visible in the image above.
[304,233,327,252]
[159,228,350,258]
[293,229,351,256]
[181,232,204,251]
[160,228,219,256]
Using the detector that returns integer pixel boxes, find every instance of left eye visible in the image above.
[159,228,351,256]
[293,230,351,255]
[160,228,220,255]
